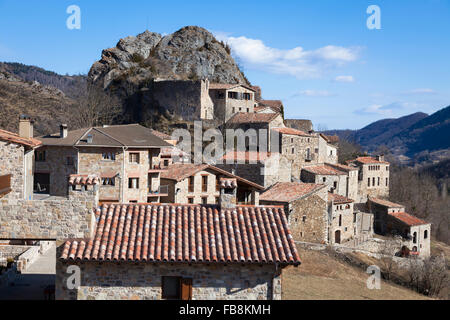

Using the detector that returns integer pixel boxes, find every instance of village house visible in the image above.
[56,181,301,300]
[209,83,257,122]
[318,134,338,165]
[346,156,390,203]
[35,123,172,204]
[159,163,264,205]
[255,100,284,115]
[217,151,291,188]
[0,116,42,201]
[327,193,355,244]
[259,182,328,243]
[300,163,358,201]
[367,197,431,257]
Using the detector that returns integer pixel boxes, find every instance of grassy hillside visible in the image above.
[282,246,431,300]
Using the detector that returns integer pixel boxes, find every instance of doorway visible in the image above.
[335,230,341,244]
[34,173,50,194]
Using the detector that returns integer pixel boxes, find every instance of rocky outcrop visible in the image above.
[88,26,249,90]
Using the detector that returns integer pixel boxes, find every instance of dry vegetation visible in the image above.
[282,246,431,300]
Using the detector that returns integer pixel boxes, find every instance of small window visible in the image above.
[162,277,181,300]
[164,160,169,167]
[413,232,417,244]
[424,230,428,239]
[202,175,208,192]
[372,177,375,186]
[202,197,208,205]
[215,176,220,192]
[215,196,219,204]
[378,177,380,186]
[323,177,326,183]
[188,176,194,193]
[102,152,116,161]
[333,181,337,189]
[102,178,115,186]
[36,150,46,162]
[129,153,140,164]
[368,178,371,187]
[0,174,12,196]
[188,197,194,204]
[302,216,306,223]
[386,178,388,186]
[128,178,139,189]
[291,147,295,154]
[339,215,342,227]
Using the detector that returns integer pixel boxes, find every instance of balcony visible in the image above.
[148,185,169,197]
[148,164,167,173]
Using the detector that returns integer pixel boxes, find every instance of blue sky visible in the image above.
[0,0,449,129]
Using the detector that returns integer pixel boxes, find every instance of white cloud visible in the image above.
[355,102,423,116]
[214,33,360,79]
[296,90,336,97]
[334,75,354,83]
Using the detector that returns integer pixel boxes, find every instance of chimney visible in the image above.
[60,124,68,139]
[19,115,34,139]
[219,178,237,209]
[376,155,384,162]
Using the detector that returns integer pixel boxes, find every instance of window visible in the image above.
[162,277,193,300]
[202,197,208,205]
[232,107,235,113]
[188,176,194,193]
[372,177,375,186]
[333,181,337,189]
[216,176,220,192]
[424,230,428,239]
[302,216,306,223]
[102,178,115,186]
[102,152,116,161]
[291,147,295,154]
[188,197,194,204]
[129,153,140,164]
[378,177,380,186]
[164,160,169,167]
[36,150,46,162]
[0,174,12,196]
[228,91,238,99]
[353,213,357,223]
[201,175,208,192]
[128,178,139,189]
[215,196,219,204]
[339,215,342,227]
[66,156,74,166]
[243,93,252,100]
[413,232,417,244]
[368,178,371,187]
[246,108,249,113]
[291,138,294,143]
[323,177,326,183]
[386,178,388,186]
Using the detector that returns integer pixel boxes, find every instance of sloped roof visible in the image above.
[272,127,313,137]
[326,163,357,172]
[260,182,326,203]
[347,156,389,165]
[209,83,256,92]
[227,112,280,124]
[258,100,283,113]
[160,163,264,190]
[369,197,405,208]
[149,129,172,141]
[328,193,354,204]
[59,203,301,266]
[388,212,429,227]
[38,124,171,148]
[302,164,347,176]
[0,129,42,148]
[68,175,100,186]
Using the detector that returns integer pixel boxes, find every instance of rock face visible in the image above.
[88,26,249,90]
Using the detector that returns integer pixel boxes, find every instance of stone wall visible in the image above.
[357,163,390,202]
[211,86,256,122]
[0,186,98,239]
[0,140,25,200]
[280,134,319,180]
[328,202,354,244]
[56,260,282,300]
[0,245,31,260]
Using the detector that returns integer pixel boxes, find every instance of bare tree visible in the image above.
[72,84,122,129]
[406,255,449,297]
[378,238,400,280]
[338,138,363,164]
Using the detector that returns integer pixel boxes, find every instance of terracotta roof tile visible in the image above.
[227,113,280,124]
[272,127,313,137]
[68,174,100,186]
[260,182,326,203]
[0,129,42,148]
[328,193,354,204]
[209,83,255,92]
[302,164,347,176]
[369,197,404,208]
[388,212,428,227]
[258,100,283,113]
[347,156,389,165]
[59,203,301,266]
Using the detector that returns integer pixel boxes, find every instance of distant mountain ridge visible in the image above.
[325,106,450,162]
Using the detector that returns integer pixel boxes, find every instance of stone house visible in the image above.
[209,83,257,122]
[0,117,42,201]
[217,151,291,188]
[327,193,355,244]
[55,183,301,300]
[271,127,319,180]
[318,134,338,165]
[160,163,264,205]
[260,182,328,243]
[35,124,172,204]
[367,197,431,257]
[300,163,358,201]
[346,156,390,203]
[256,100,284,115]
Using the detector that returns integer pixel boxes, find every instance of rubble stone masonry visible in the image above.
[56,260,282,300]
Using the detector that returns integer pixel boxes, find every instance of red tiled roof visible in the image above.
[220,178,237,189]
[0,129,42,148]
[388,212,428,227]
[209,83,256,92]
[69,174,100,186]
[302,164,347,176]
[59,203,301,266]
[328,193,354,204]
[348,156,389,165]
[272,127,313,137]
[326,163,357,172]
[260,182,326,203]
[227,113,280,124]
[258,100,283,113]
[369,197,404,208]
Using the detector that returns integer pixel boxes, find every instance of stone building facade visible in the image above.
[209,83,256,122]
[260,182,329,243]
[327,193,355,244]
[36,124,171,204]
[160,164,263,205]
[346,156,390,203]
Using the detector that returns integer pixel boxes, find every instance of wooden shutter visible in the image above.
[180,278,192,300]
[0,174,11,196]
